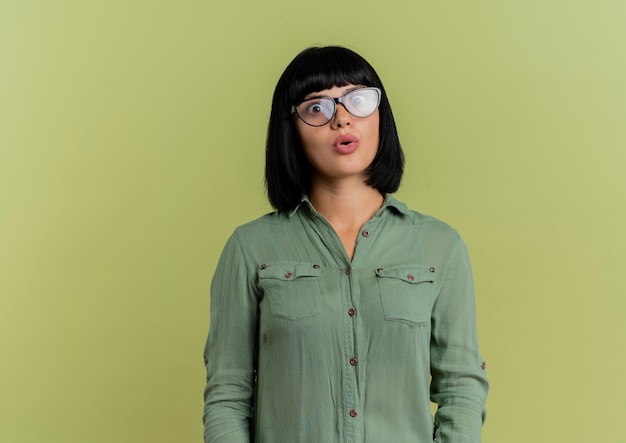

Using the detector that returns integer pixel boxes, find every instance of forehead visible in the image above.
[303,84,363,100]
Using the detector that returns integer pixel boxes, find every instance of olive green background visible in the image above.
[1,1,625,442]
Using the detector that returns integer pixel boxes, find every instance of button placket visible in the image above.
[342,261,360,431]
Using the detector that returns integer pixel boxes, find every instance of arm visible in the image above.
[430,238,489,442]
[203,233,258,443]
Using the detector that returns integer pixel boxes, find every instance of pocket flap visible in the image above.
[258,262,322,281]
[375,265,436,284]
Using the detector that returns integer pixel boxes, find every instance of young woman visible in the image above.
[203,46,488,443]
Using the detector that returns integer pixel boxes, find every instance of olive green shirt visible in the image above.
[203,195,488,443]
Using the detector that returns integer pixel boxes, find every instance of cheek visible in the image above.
[366,114,381,149]
[295,123,324,157]
[294,131,318,167]
[295,121,314,147]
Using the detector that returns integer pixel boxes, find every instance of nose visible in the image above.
[331,104,351,129]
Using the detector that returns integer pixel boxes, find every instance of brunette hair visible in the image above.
[265,46,404,211]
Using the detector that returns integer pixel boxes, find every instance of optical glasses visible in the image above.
[292,87,381,127]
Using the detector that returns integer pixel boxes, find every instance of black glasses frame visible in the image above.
[291,87,382,127]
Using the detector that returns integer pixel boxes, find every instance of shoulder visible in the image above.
[227,210,300,249]
[232,210,287,233]
[409,210,461,241]
[386,195,462,243]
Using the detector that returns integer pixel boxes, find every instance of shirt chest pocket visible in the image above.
[375,265,436,326]
[258,262,322,321]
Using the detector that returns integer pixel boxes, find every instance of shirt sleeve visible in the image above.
[430,238,489,443]
[203,232,258,443]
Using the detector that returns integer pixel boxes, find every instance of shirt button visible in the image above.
[345,267,351,275]
[348,308,357,317]
[313,264,320,269]
[361,230,370,237]
[407,274,414,281]
[349,357,358,366]
[259,264,267,270]
[349,409,358,418]
[284,272,293,278]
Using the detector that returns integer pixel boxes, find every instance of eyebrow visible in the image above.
[303,85,364,101]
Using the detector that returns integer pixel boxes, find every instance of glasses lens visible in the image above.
[294,87,381,126]
[343,88,380,117]
[296,98,335,126]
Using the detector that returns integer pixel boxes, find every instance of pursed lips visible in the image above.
[333,134,359,154]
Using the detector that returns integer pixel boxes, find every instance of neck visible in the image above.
[308,178,384,232]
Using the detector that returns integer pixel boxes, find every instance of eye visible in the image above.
[344,88,379,117]
[306,102,324,114]
[350,94,366,106]
[347,91,372,111]
[300,98,333,118]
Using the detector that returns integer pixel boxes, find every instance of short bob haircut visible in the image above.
[265,46,404,212]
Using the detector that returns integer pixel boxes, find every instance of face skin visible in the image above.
[294,84,380,187]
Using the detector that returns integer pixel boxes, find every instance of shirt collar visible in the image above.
[287,195,314,217]
[382,193,411,216]
[288,193,410,218]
